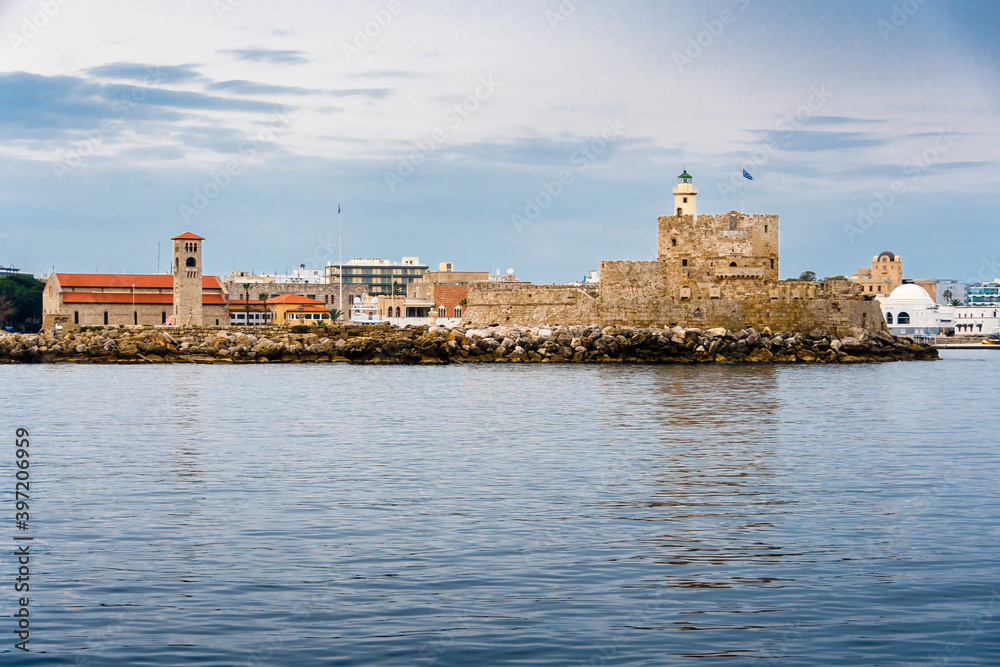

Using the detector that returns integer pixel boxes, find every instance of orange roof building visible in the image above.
[42,233,229,329]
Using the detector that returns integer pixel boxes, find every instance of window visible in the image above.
[186,257,196,267]
[671,238,677,247]
[770,259,774,270]
[897,312,910,324]
[682,259,688,267]
[162,312,166,324]
[764,225,768,233]
[730,262,737,267]
[103,312,108,325]
[683,197,688,203]
[134,312,137,325]
[74,311,79,324]
[396,307,401,317]
[677,207,682,216]
[886,313,893,324]
[438,306,447,318]
[454,307,462,318]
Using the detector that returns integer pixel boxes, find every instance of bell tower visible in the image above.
[672,170,698,219]
[172,232,204,326]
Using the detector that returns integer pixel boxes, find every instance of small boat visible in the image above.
[981,333,1000,345]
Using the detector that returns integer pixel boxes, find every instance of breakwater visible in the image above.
[0,324,938,364]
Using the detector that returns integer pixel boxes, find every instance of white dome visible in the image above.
[887,284,933,302]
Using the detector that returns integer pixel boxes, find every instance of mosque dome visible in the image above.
[887,283,933,302]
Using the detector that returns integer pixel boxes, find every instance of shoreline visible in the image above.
[1,324,938,364]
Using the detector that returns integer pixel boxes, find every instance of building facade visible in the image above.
[953,306,1000,336]
[42,232,228,329]
[325,257,428,296]
[877,284,953,336]
[967,280,1000,307]
[852,251,903,296]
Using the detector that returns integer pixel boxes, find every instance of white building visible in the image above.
[953,306,1000,336]
[877,284,954,336]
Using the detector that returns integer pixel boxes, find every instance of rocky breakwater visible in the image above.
[0,324,938,364]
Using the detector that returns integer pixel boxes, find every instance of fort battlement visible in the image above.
[466,172,884,335]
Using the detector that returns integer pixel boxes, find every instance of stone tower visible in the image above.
[172,232,204,326]
[672,170,698,219]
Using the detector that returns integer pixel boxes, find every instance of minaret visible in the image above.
[672,170,698,219]
[172,232,204,326]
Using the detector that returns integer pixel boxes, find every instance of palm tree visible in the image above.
[329,308,342,324]
[943,289,953,303]
[241,282,251,326]
[259,293,270,326]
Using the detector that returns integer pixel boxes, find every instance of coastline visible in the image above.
[0,324,938,364]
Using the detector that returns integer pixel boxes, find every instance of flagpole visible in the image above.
[741,174,744,215]
[338,201,343,323]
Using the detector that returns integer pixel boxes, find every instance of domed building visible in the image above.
[877,283,953,336]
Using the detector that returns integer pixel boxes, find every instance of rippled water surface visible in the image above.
[2,351,999,665]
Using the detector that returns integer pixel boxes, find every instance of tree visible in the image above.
[241,282,251,326]
[0,274,44,332]
[943,289,953,303]
[950,299,963,307]
[328,308,342,323]
[825,275,848,281]
[799,270,816,282]
[258,293,270,325]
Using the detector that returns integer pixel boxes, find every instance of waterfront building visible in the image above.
[876,284,954,336]
[953,306,1000,336]
[966,280,1000,307]
[468,171,882,333]
[42,232,228,329]
[228,298,273,326]
[325,257,428,296]
[266,294,332,325]
[224,275,364,322]
[851,251,903,296]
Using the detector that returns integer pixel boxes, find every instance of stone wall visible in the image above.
[466,276,884,335]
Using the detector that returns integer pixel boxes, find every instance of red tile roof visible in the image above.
[54,274,223,290]
[171,232,205,240]
[266,294,326,305]
[62,292,226,305]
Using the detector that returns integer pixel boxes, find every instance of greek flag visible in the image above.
[338,203,341,214]
[743,169,753,180]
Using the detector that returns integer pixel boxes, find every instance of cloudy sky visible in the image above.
[1,0,998,283]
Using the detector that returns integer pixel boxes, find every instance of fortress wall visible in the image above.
[466,282,599,326]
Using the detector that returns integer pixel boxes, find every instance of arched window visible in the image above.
[454,307,462,318]
[438,306,446,318]
[162,311,166,324]
[193,243,198,252]
[886,312,893,324]
[186,257,196,267]
[103,311,109,325]
[676,207,682,216]
[395,307,401,317]
[729,262,737,267]
[74,311,79,324]
[897,312,910,324]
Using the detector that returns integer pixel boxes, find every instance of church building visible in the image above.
[42,232,229,329]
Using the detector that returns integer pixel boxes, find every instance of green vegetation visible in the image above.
[290,325,310,333]
[0,274,44,332]
[329,308,342,321]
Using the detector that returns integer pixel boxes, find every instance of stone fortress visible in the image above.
[467,171,885,335]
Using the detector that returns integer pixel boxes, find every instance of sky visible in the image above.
[1,0,998,284]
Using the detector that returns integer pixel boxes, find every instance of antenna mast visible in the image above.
[338,201,343,323]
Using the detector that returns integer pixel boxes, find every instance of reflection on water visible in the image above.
[2,352,999,665]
